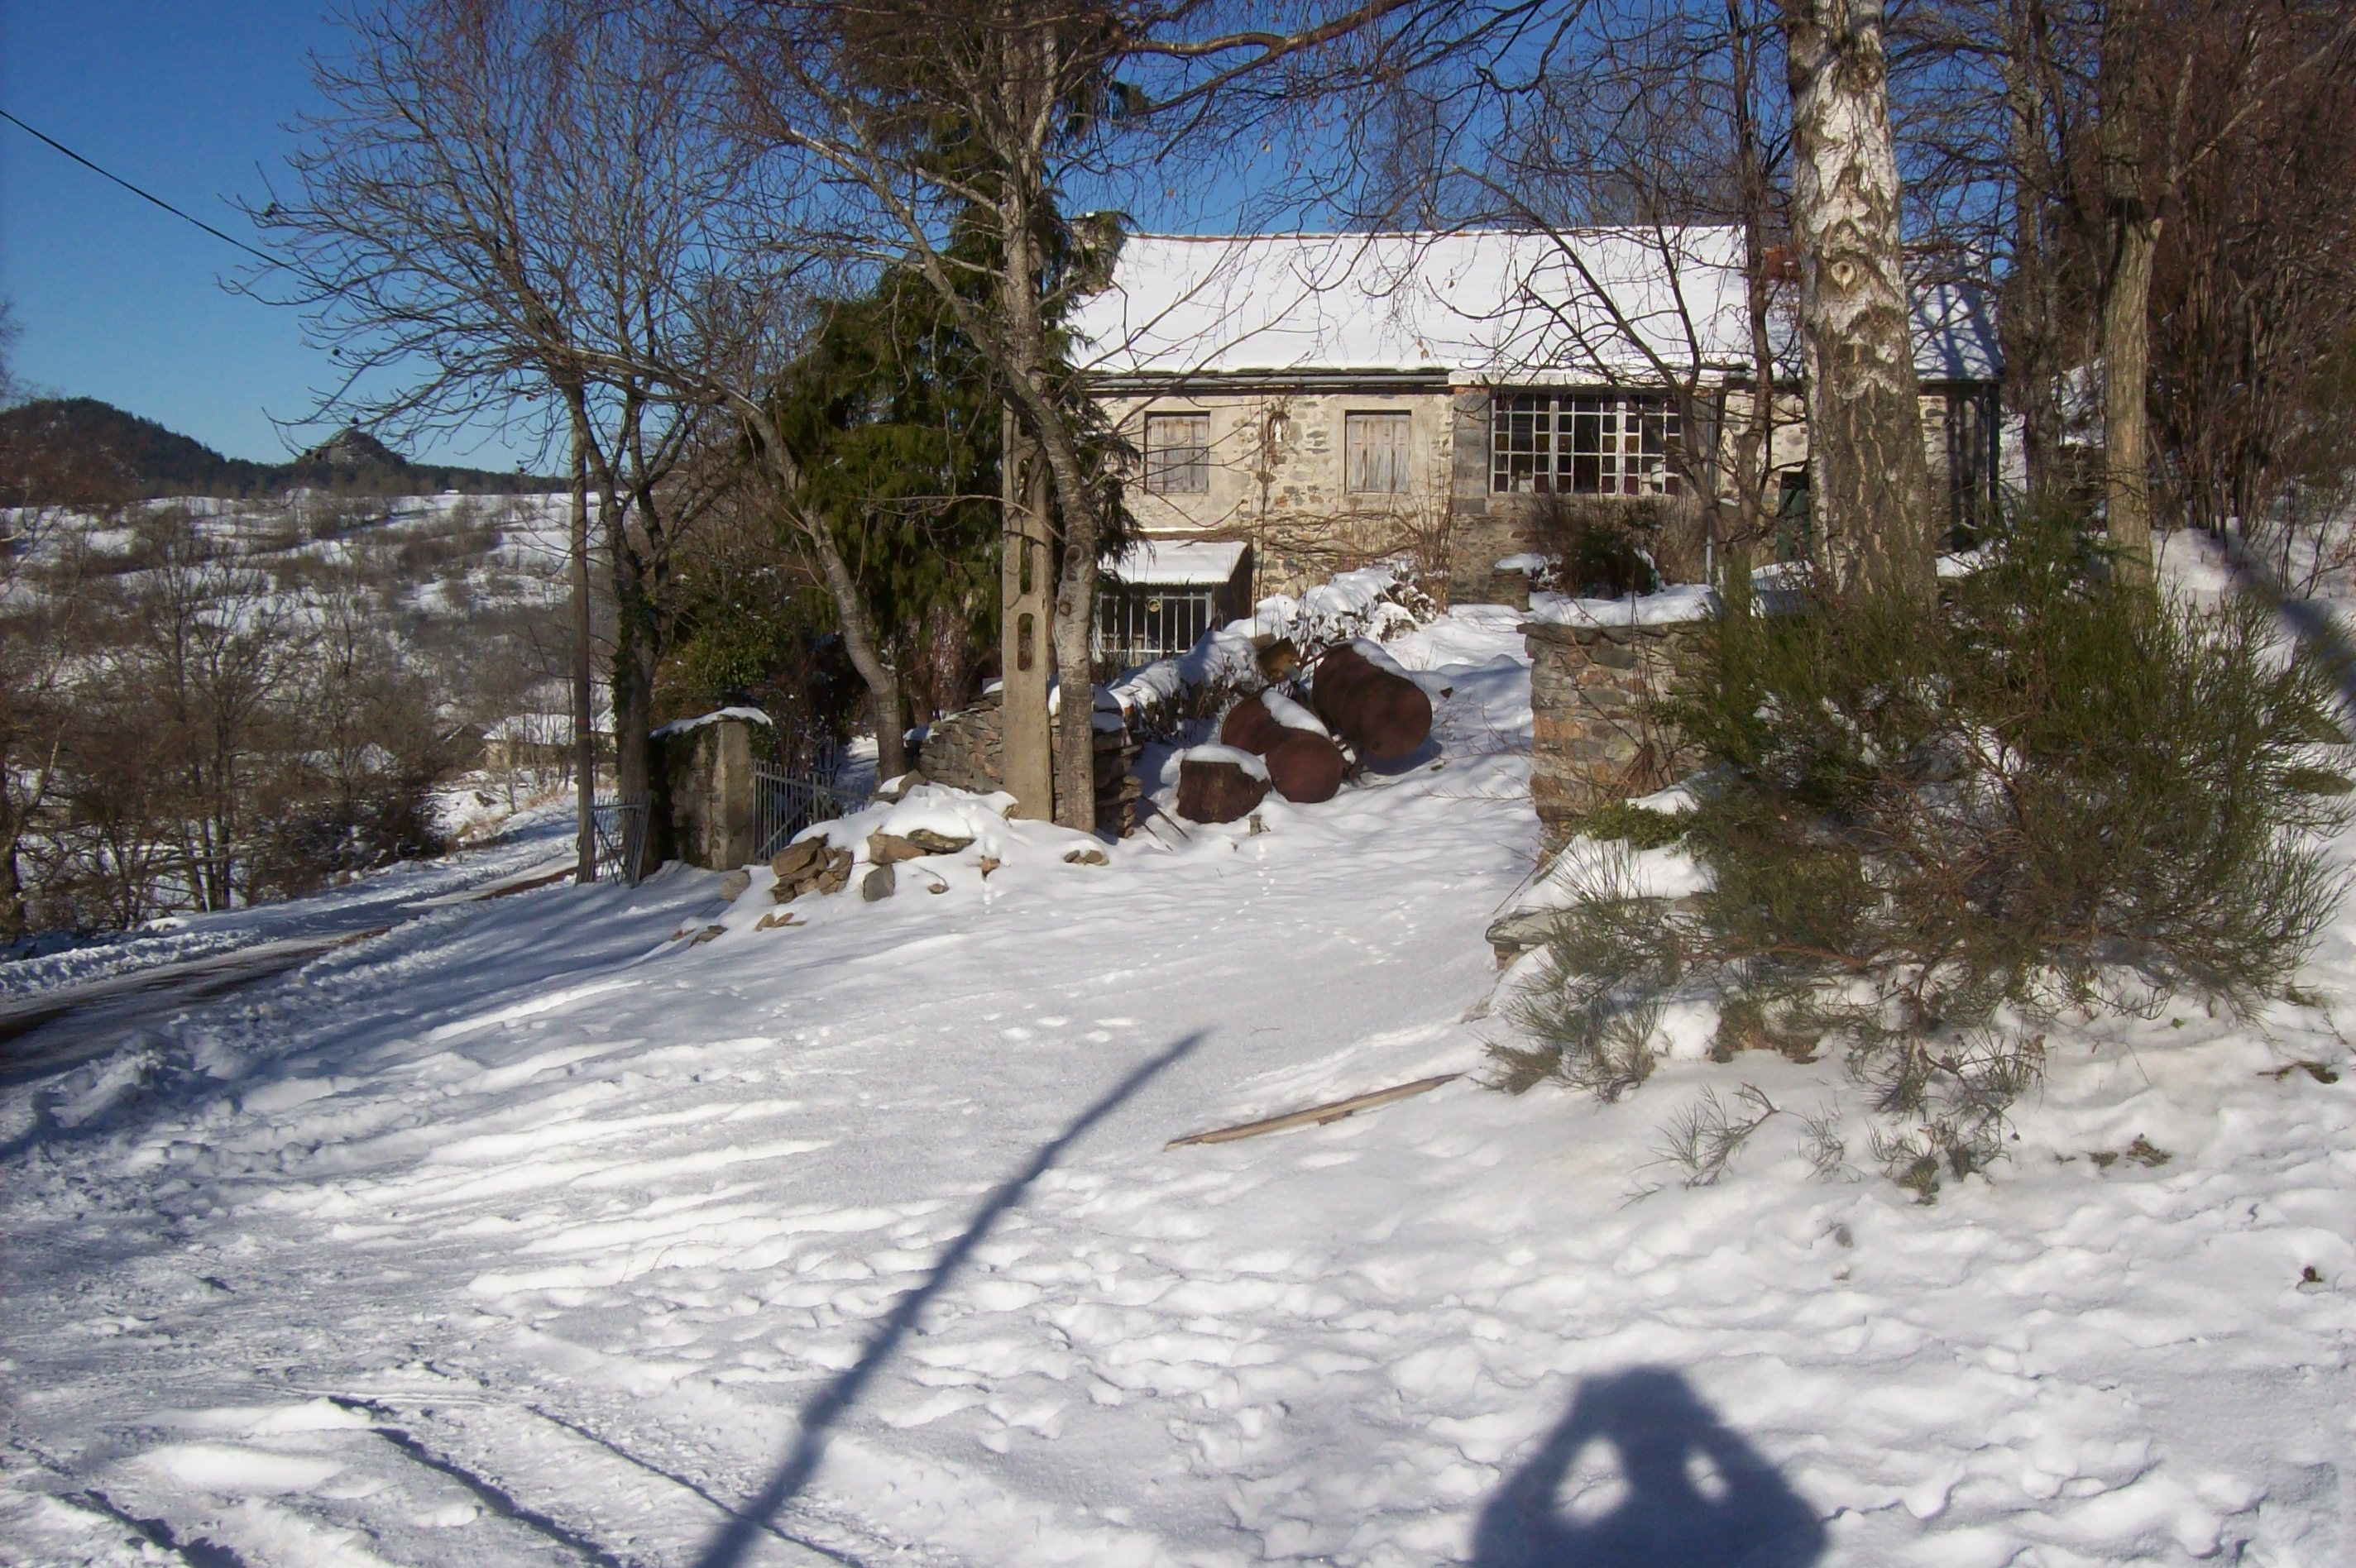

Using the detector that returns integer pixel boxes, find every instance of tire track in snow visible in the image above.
[362,1422,634,1568]
[302,1389,902,1568]
[67,1490,251,1568]
[520,1404,881,1568]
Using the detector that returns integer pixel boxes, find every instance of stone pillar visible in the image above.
[648,711,771,870]
[1524,618,1707,851]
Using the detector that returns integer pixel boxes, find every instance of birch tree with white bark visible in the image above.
[1777,0,1936,597]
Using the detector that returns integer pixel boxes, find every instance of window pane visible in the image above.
[1491,394,1552,493]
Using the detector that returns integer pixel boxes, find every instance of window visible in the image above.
[1343,411,1412,495]
[1095,584,1217,672]
[1490,393,1682,496]
[1143,413,1211,495]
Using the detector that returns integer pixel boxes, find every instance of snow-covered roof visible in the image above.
[1073,229,2000,386]
[1105,538,1249,586]
[1075,229,1753,382]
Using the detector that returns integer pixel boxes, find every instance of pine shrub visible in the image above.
[1502,517,2354,1191]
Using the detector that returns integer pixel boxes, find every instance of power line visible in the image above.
[0,107,285,274]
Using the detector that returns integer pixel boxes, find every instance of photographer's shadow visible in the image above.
[1470,1366,1826,1568]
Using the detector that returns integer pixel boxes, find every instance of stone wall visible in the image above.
[1524,617,1708,851]
[1444,389,1524,606]
[917,688,1141,835]
[647,711,769,870]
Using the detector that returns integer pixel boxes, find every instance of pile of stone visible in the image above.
[768,824,980,906]
[768,838,855,900]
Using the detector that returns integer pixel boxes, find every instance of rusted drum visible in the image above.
[1176,748,1270,823]
[1312,642,1432,762]
[1219,693,1347,804]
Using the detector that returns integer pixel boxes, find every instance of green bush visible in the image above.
[1502,516,2354,1191]
[1529,496,1662,598]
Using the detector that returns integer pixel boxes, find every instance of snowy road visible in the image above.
[4,607,2352,1567]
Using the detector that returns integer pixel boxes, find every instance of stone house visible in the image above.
[1070,228,2002,608]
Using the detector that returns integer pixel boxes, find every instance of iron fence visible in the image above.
[591,796,650,885]
[753,752,868,863]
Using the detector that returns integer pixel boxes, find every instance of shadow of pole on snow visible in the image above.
[691,1030,1209,1568]
[1469,1366,1827,1568]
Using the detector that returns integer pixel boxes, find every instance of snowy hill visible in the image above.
[0,398,559,502]
[2,605,2350,1566]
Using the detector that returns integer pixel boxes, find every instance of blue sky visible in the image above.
[1,2,543,468]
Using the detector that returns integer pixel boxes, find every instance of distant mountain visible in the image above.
[0,398,559,504]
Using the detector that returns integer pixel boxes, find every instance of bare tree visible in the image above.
[694,0,1406,828]
[1405,0,1795,583]
[259,0,749,815]
[116,512,308,910]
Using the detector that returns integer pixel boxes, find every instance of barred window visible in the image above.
[1343,412,1413,495]
[1492,393,1682,495]
[1143,413,1211,495]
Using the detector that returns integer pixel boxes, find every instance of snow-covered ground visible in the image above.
[3,604,2352,1567]
[0,806,581,1006]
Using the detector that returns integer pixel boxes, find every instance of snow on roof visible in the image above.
[1074,228,1753,382]
[1104,538,1249,586]
[1074,230,2001,386]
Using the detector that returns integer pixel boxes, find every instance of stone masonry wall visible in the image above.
[917,689,1141,835]
[1525,617,1708,852]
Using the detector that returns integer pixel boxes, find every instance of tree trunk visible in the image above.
[0,833,22,941]
[2100,213,2158,576]
[734,405,907,784]
[1779,0,1937,600]
[1049,514,1100,835]
[2099,0,2157,582]
[999,403,1054,820]
[990,126,1097,834]
[601,485,654,834]
[570,418,596,885]
[798,509,907,783]
[2001,0,2066,506]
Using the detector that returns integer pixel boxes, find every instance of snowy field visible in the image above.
[2,605,2351,1566]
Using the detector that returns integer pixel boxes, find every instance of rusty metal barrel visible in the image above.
[1219,693,1347,804]
[1311,642,1432,762]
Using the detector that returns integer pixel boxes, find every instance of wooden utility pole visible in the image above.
[1000,405,1055,819]
[570,416,596,884]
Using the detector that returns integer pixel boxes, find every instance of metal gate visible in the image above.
[752,753,868,863]
[591,794,650,884]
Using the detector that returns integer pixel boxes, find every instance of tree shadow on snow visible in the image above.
[1469,1366,1826,1568]
[692,1030,1209,1568]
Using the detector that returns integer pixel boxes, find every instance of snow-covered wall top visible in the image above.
[648,705,773,740]
[1070,229,2000,386]
[1526,584,1721,629]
